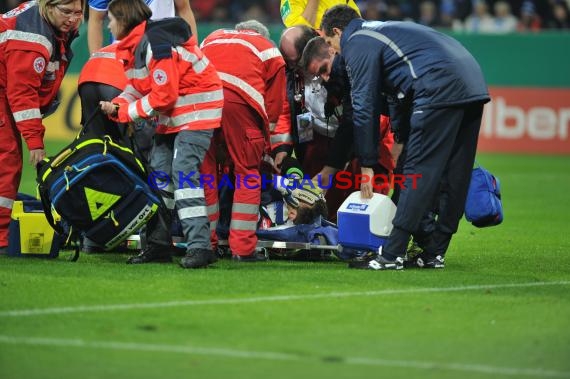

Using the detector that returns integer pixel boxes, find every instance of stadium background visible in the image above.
[47,22,570,155]
[3,1,567,153]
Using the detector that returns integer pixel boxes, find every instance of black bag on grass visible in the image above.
[37,132,160,251]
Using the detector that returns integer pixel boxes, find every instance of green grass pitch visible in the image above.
[1,140,569,379]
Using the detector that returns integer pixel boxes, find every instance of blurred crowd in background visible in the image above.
[1,0,569,31]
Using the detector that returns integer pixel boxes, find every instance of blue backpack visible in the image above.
[465,165,504,227]
[37,132,161,252]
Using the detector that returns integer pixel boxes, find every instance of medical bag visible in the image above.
[36,132,160,251]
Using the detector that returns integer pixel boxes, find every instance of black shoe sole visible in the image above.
[348,261,371,269]
[126,256,172,264]
[179,259,210,269]
[231,256,268,262]
[404,254,445,269]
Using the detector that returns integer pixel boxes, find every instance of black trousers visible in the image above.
[383,102,484,259]
[78,82,125,141]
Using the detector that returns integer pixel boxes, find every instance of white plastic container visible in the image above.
[337,191,397,251]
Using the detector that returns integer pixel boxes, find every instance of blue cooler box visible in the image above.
[337,191,397,252]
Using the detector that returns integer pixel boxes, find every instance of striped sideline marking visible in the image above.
[0,335,569,378]
[1,281,568,318]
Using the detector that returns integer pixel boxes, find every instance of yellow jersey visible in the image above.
[280,0,361,29]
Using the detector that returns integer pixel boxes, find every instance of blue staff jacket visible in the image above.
[340,19,490,166]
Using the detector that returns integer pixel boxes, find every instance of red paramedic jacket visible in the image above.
[200,28,286,133]
[78,43,127,90]
[0,1,76,149]
[112,19,223,134]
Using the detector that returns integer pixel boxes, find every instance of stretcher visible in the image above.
[221,238,342,260]
[255,191,396,260]
[126,192,397,261]
[125,232,342,259]
[124,235,343,260]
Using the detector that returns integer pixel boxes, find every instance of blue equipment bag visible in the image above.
[36,132,161,252]
[465,165,504,227]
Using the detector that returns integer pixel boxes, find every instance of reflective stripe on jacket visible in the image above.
[113,19,223,133]
[78,43,127,90]
[0,1,75,149]
[200,28,286,131]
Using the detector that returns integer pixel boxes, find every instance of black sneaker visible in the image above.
[215,245,230,259]
[349,255,404,270]
[405,253,445,269]
[180,248,212,269]
[207,249,219,264]
[0,246,7,255]
[231,251,268,262]
[127,244,172,264]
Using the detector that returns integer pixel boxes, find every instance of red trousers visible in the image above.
[202,134,220,250]
[203,90,265,256]
[0,96,23,247]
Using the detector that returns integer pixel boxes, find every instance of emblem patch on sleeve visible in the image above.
[153,69,168,85]
[33,57,46,74]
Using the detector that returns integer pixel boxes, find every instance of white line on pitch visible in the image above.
[0,335,568,378]
[1,281,568,318]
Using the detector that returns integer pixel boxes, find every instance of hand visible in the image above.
[360,166,374,199]
[99,101,118,116]
[273,151,288,173]
[392,142,404,166]
[313,165,337,196]
[29,149,45,167]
